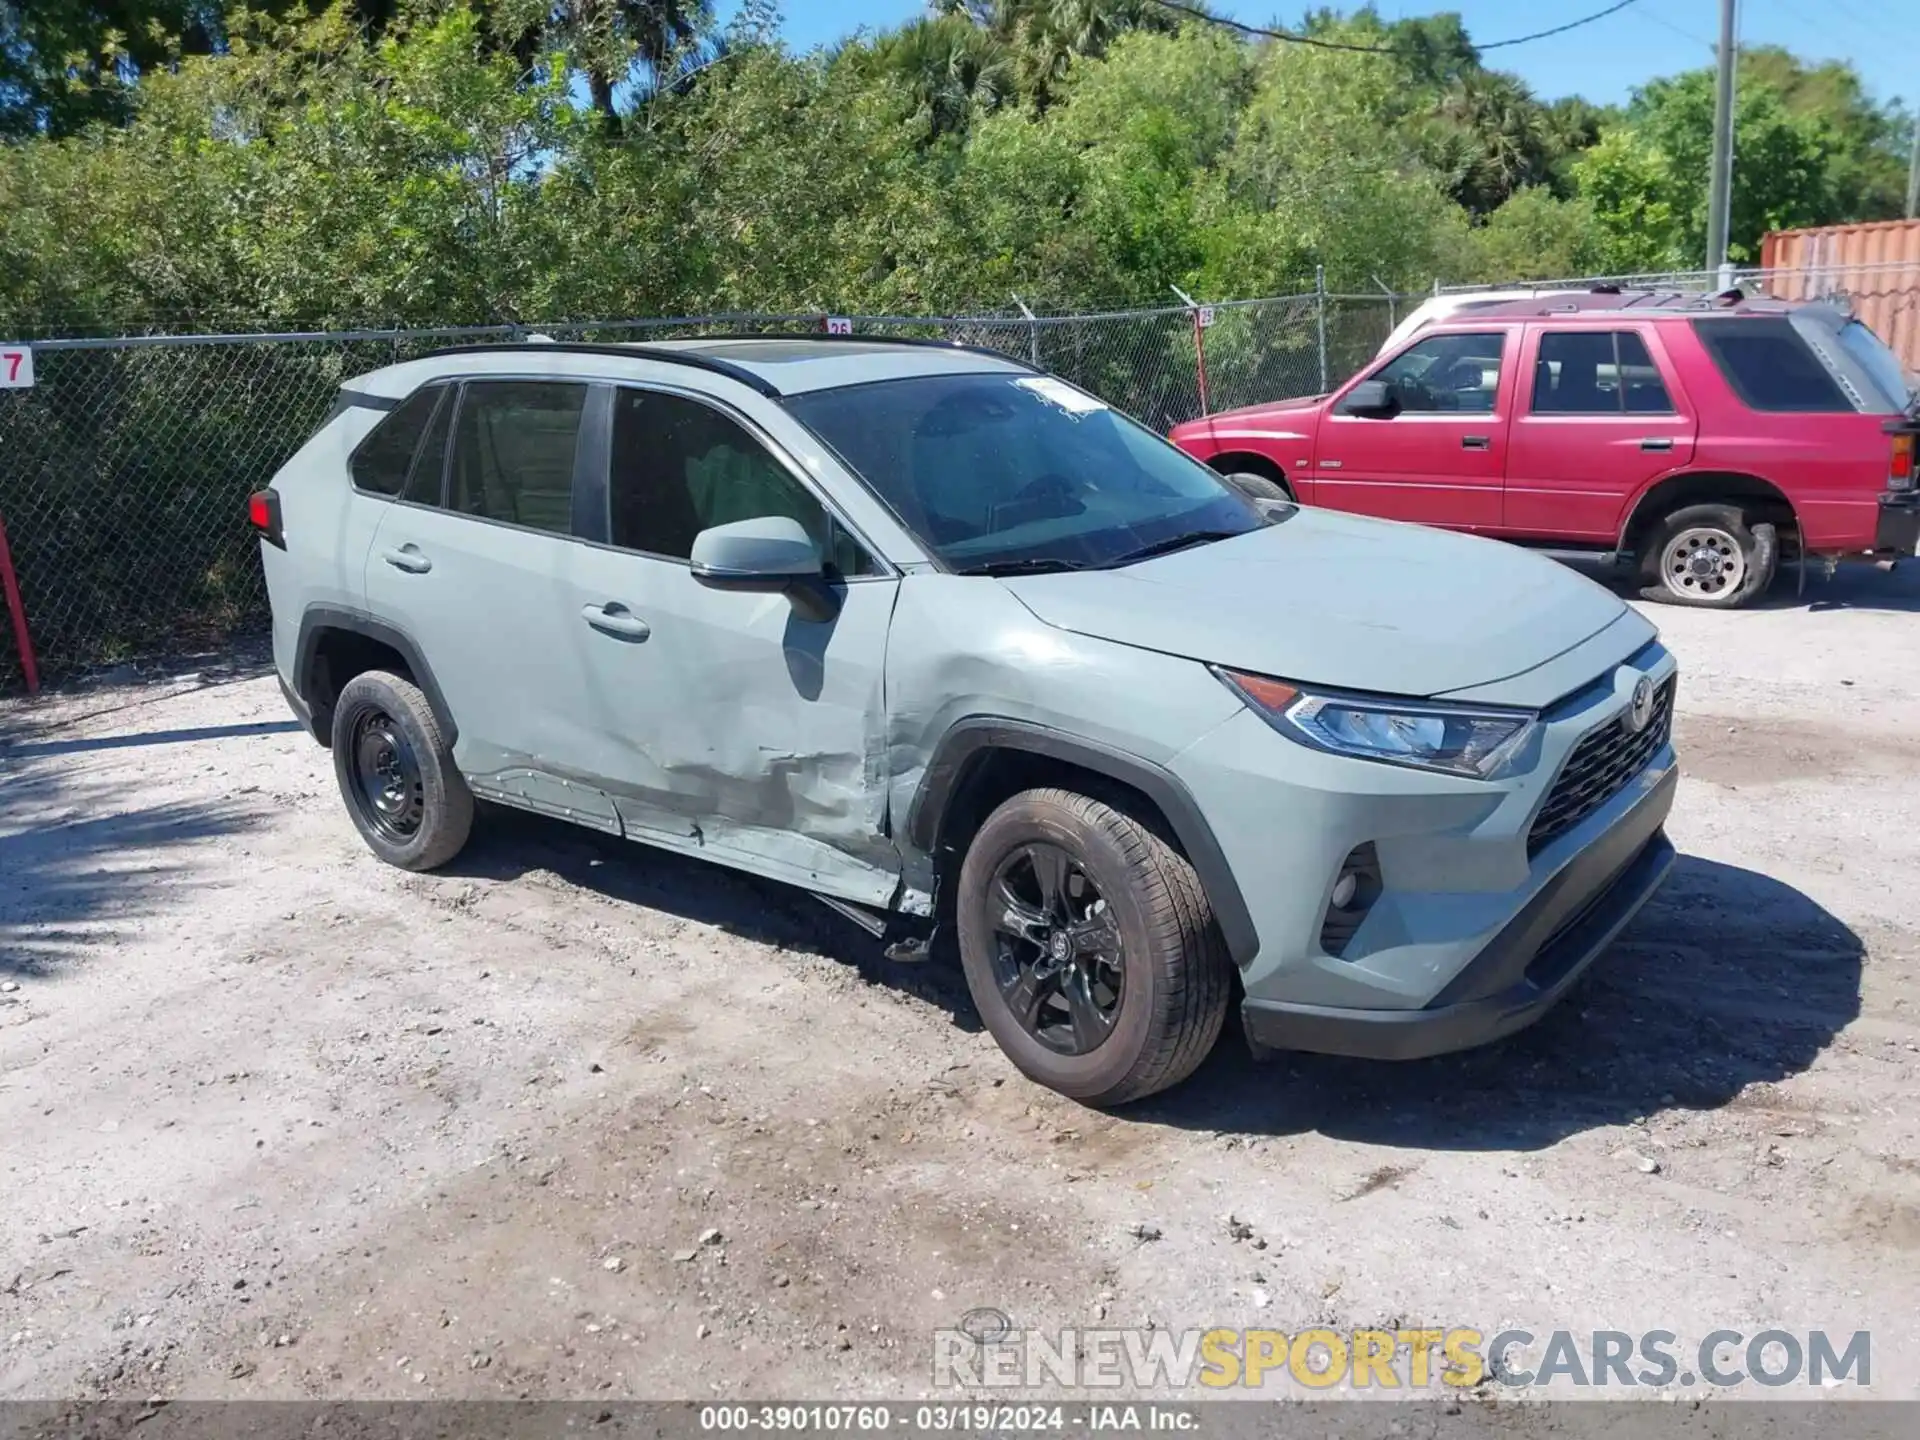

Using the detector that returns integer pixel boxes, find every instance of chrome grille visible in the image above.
[1528,678,1675,856]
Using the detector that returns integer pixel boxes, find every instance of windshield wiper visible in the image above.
[955,556,1088,577]
[1099,530,1245,569]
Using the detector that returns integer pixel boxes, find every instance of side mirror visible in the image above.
[690,516,839,622]
[1338,379,1399,418]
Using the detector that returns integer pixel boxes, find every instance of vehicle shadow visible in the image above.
[448,814,1859,1144]
[443,805,987,1032]
[1767,560,1920,614]
[1134,853,1864,1148]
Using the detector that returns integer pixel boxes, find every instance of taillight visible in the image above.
[1891,431,1915,491]
[248,488,285,548]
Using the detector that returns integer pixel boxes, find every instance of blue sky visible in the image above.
[719,1,1914,110]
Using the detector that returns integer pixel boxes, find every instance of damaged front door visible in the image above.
[562,384,902,905]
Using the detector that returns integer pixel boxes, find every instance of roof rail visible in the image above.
[694,330,1044,373]
[412,333,1043,393]
[411,341,785,397]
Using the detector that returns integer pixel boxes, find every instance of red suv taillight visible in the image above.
[1890,430,1915,491]
[248,487,285,548]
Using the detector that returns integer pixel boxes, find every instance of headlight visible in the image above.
[1213,667,1536,779]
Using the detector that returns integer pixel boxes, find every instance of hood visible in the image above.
[1000,508,1634,701]
[1172,396,1323,442]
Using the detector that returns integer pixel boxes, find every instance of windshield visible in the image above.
[1833,319,1912,412]
[782,373,1265,572]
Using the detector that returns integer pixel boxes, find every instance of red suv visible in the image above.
[1170,291,1920,607]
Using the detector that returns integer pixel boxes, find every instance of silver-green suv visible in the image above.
[253,337,1678,1106]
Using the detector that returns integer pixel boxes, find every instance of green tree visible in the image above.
[1416,69,1556,216]
[1572,51,1905,270]
[1566,125,1689,272]
[865,13,1015,141]
[1463,186,1608,281]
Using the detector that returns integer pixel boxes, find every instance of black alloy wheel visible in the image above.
[986,841,1126,1055]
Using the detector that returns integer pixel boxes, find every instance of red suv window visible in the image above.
[1532,331,1673,415]
[1692,318,1851,413]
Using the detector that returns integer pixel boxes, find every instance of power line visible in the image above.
[1142,1,1393,52]
[1631,6,1713,50]
[1145,1,1642,54]
[1481,0,1642,49]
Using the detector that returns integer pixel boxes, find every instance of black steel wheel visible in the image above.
[957,788,1232,1107]
[330,669,473,871]
[348,709,425,843]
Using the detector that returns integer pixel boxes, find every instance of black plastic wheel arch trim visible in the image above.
[906,717,1260,967]
[293,607,458,750]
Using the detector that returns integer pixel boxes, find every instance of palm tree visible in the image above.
[872,14,1017,139]
[1431,71,1554,215]
[985,0,1181,111]
[487,0,712,123]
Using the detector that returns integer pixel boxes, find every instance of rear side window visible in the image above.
[349,386,442,496]
[1531,331,1673,414]
[1692,319,1852,413]
[447,381,587,534]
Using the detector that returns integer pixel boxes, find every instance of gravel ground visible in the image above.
[3,566,1920,1405]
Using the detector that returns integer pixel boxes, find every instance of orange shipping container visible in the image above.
[1759,219,1920,379]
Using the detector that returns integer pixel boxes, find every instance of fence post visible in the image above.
[1012,295,1041,370]
[1170,285,1210,417]
[1314,266,1329,394]
[1372,274,1396,332]
[0,508,40,696]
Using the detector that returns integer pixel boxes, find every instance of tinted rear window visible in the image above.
[1691,318,1853,413]
[350,386,442,495]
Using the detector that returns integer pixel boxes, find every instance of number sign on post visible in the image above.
[0,346,32,389]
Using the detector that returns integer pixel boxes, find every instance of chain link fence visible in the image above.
[0,291,1402,693]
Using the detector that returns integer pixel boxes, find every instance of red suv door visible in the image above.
[1315,329,1513,529]
[1502,323,1698,542]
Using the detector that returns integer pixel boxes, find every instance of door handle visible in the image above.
[581,603,651,641]
[381,545,432,574]
[1461,435,1491,451]
[1639,437,1675,452]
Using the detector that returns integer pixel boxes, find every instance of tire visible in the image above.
[330,669,473,871]
[1221,470,1293,505]
[1638,503,1778,608]
[955,788,1232,1107]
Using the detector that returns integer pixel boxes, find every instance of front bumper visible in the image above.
[1165,631,1678,1039]
[1242,767,1675,1060]
[1874,491,1920,555]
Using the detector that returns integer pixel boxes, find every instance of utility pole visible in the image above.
[1906,116,1919,219]
[1705,0,1738,282]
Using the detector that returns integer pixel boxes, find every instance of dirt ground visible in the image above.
[4,564,1920,1407]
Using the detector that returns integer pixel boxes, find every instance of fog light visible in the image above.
[1319,842,1383,958]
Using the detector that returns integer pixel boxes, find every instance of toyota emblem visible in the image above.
[1625,675,1655,734]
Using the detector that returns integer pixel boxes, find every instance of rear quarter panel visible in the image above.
[1647,323,1891,552]
[261,404,389,682]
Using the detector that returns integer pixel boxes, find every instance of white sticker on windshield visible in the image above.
[1015,376,1107,415]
